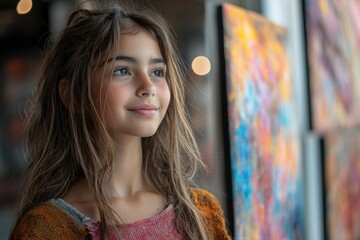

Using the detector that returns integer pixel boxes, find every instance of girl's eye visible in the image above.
[113,68,129,76]
[150,69,165,78]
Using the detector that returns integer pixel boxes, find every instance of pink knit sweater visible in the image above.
[11,189,232,239]
[86,204,182,239]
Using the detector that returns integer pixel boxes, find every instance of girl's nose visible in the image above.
[136,73,156,97]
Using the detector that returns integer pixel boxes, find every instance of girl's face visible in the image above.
[93,27,170,140]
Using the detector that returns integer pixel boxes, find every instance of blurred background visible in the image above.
[1,0,360,239]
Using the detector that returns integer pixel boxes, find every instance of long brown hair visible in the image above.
[15,1,208,239]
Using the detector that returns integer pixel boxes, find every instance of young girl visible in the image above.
[11,1,231,239]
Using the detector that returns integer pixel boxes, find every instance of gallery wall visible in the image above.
[215,0,360,239]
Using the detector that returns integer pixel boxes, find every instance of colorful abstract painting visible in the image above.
[220,3,304,239]
[304,0,360,133]
[325,129,360,239]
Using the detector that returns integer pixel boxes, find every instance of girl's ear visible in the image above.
[59,79,70,109]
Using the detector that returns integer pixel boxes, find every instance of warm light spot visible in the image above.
[192,56,211,76]
[16,0,32,15]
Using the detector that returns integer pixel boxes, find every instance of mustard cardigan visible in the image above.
[11,188,231,239]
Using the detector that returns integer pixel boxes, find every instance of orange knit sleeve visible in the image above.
[190,188,232,240]
[11,202,88,240]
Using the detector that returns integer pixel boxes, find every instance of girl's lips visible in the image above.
[127,105,159,117]
[130,109,157,116]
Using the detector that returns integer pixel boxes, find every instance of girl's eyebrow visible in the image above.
[110,55,166,65]
[149,58,166,65]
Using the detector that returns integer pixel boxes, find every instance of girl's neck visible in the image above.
[62,136,166,223]
[110,136,148,198]
[65,136,151,203]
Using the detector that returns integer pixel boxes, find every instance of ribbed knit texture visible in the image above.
[11,201,88,239]
[86,204,182,239]
[11,188,231,239]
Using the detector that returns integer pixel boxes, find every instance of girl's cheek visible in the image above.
[107,86,127,105]
[161,84,171,107]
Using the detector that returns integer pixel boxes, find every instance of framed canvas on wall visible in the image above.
[218,3,304,239]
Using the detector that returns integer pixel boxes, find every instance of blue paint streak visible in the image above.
[232,121,253,210]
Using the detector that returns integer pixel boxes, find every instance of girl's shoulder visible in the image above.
[11,201,88,239]
[189,188,232,240]
[189,188,221,210]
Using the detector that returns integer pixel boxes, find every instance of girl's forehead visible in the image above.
[119,26,156,44]
[116,29,162,58]
[118,22,158,45]
[93,29,164,70]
